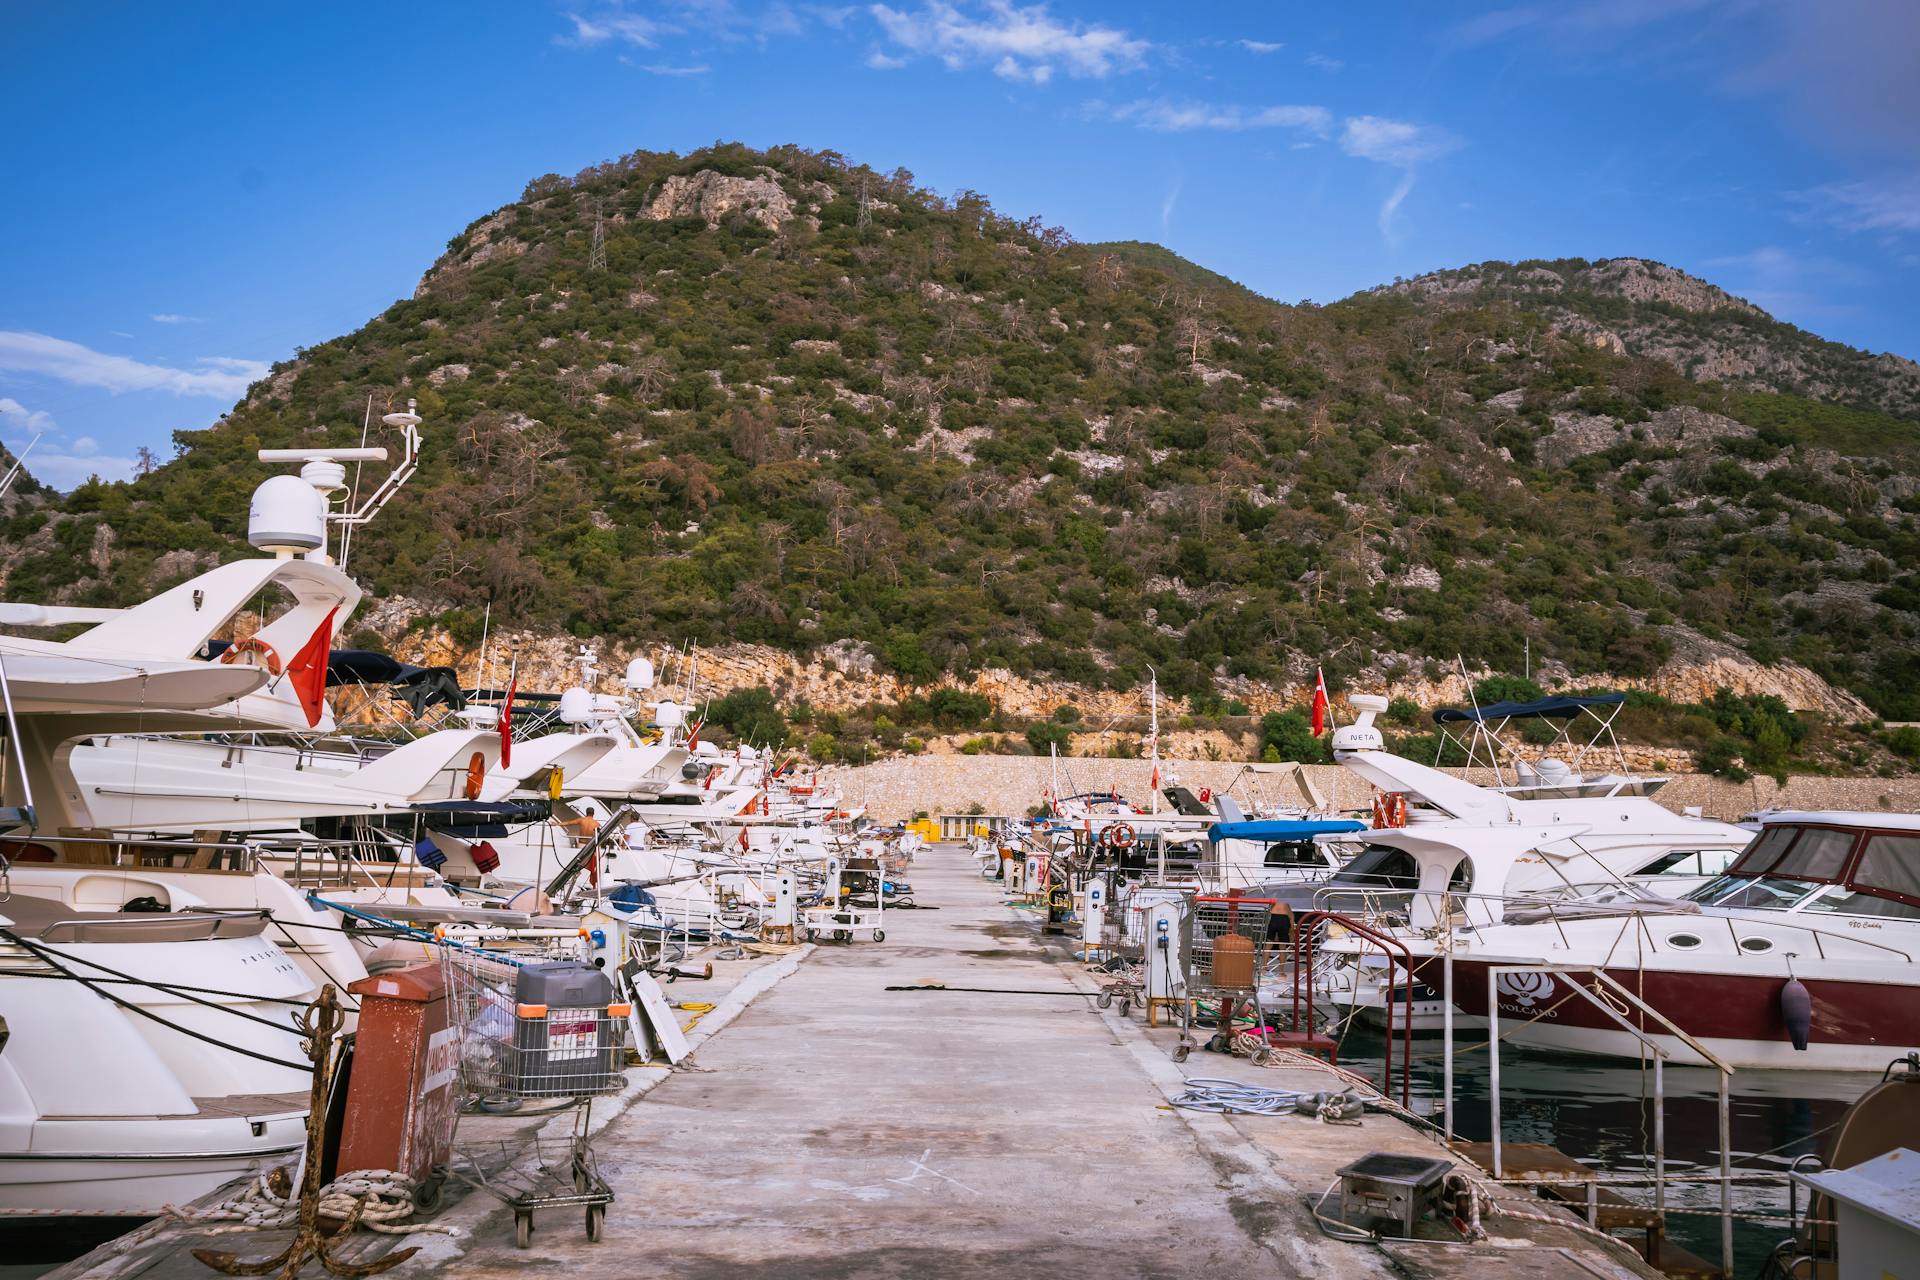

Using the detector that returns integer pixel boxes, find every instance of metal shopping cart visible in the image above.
[1186,895,1280,1058]
[433,945,627,1247]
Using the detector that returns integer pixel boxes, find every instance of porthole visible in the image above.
[1738,937,1774,953]
[1667,933,1702,949]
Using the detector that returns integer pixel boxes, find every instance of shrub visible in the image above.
[927,687,992,729]
[1257,709,1328,763]
[1472,675,1545,706]
[1385,696,1422,726]
[709,686,788,748]
[1026,722,1072,754]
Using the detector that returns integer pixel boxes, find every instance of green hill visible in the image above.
[5,142,1919,717]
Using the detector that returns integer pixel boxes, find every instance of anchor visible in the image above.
[194,986,418,1279]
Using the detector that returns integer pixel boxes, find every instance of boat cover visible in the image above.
[1431,692,1625,725]
[1208,818,1367,843]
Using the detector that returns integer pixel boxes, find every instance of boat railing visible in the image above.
[0,830,267,873]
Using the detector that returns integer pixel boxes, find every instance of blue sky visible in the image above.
[4,1,1919,488]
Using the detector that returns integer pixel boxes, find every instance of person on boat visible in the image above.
[560,800,602,847]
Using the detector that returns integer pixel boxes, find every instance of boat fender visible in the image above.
[1781,978,1812,1051]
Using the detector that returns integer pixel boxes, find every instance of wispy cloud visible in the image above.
[1306,52,1343,72]
[1237,39,1284,54]
[0,398,139,490]
[1160,181,1180,233]
[150,313,202,325]
[1792,174,1920,235]
[1340,115,1461,167]
[866,48,908,68]
[640,61,712,75]
[556,10,663,48]
[870,1,1148,81]
[1100,97,1331,137]
[1338,117,1463,246]
[0,331,268,398]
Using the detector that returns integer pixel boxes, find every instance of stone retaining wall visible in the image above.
[820,754,1920,823]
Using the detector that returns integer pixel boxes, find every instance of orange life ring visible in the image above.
[1107,822,1137,849]
[219,637,284,676]
[464,751,487,801]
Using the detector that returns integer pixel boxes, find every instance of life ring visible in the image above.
[464,751,487,801]
[219,637,283,676]
[1107,822,1137,849]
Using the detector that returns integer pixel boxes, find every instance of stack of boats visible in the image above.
[0,417,905,1217]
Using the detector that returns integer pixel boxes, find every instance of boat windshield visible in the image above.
[1684,874,1824,911]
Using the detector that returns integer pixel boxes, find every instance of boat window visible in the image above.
[1727,825,1798,875]
[1738,937,1774,953]
[1667,933,1702,949]
[1686,874,1815,910]
[1850,834,1920,904]
[1263,840,1329,869]
[1799,885,1920,921]
[1728,825,1854,881]
[1637,849,1712,877]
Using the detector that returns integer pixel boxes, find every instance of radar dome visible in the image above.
[248,475,326,554]
[624,658,655,690]
[558,687,594,725]
[654,700,687,729]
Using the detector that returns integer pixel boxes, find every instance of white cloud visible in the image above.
[0,331,267,398]
[1160,181,1180,233]
[1337,117,1463,248]
[1339,115,1461,167]
[641,62,712,75]
[0,397,55,435]
[1237,39,1284,54]
[557,10,662,48]
[1103,98,1331,136]
[1793,174,1920,235]
[1306,53,1343,72]
[869,1,1148,81]
[150,313,202,325]
[0,398,140,491]
[866,48,909,67]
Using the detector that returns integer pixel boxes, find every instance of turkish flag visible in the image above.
[286,607,338,728]
[500,659,518,770]
[1311,667,1329,737]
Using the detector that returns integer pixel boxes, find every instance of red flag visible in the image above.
[1311,667,1329,737]
[286,607,338,728]
[684,717,703,750]
[1150,762,1160,791]
[500,659,518,770]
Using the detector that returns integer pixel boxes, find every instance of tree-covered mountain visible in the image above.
[5,142,1918,717]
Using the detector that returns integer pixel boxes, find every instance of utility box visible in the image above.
[340,963,457,1184]
[1140,891,1191,1002]
[1794,1147,1920,1280]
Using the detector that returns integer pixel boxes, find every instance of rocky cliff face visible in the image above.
[1381,258,1920,419]
[349,594,1870,730]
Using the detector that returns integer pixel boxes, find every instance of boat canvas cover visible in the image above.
[1208,818,1367,843]
[1431,692,1625,724]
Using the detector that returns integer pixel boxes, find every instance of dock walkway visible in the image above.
[445,846,1652,1279]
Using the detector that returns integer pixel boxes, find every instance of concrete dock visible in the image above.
[440,847,1655,1278]
[45,846,1660,1280]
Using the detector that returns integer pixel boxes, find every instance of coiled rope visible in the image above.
[165,1169,458,1237]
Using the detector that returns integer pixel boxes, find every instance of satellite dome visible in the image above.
[248,475,326,555]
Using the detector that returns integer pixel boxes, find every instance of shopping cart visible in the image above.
[1185,895,1279,1059]
[432,945,627,1247]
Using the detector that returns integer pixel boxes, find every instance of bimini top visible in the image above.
[1209,818,1367,843]
[205,642,465,714]
[1432,692,1625,725]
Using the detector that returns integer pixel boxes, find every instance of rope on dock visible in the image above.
[164,1169,458,1237]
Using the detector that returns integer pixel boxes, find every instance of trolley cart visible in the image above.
[433,946,627,1247]
[1181,895,1280,1062]
[799,903,885,943]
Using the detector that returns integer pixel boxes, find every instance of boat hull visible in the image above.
[1447,957,1920,1070]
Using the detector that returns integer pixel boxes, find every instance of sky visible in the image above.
[4,1,1919,489]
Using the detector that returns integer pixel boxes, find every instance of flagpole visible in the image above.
[1147,667,1160,815]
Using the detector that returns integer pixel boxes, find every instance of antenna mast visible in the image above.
[590,199,607,272]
